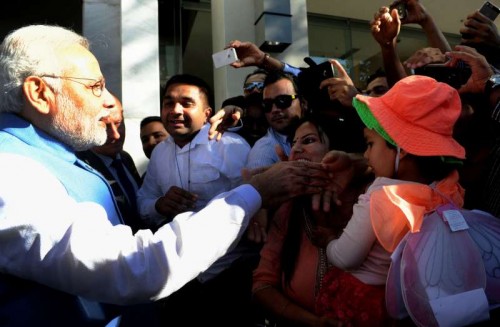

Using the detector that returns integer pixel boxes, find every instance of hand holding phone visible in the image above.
[298,59,336,110]
[479,1,500,21]
[413,61,472,90]
[462,1,500,39]
[389,1,407,20]
[212,48,239,69]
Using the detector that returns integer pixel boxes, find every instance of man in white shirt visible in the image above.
[137,74,251,227]
[0,24,334,327]
[137,74,257,326]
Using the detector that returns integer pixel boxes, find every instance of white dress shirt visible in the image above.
[137,123,251,227]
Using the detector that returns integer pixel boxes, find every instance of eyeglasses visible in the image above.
[41,75,106,97]
[262,94,298,113]
[243,81,264,92]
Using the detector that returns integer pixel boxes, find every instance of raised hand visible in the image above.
[227,40,266,68]
[208,105,242,141]
[403,47,446,70]
[319,59,359,107]
[444,45,494,95]
[371,6,401,47]
[460,11,500,48]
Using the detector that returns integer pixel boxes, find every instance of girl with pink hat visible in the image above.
[314,75,499,326]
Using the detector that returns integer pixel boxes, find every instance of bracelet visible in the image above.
[260,52,271,68]
[260,52,285,72]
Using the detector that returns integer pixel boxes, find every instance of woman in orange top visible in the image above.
[252,116,362,327]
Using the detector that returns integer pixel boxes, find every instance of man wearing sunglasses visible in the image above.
[246,71,304,169]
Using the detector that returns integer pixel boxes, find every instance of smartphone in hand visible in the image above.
[389,1,407,20]
[298,59,336,110]
[413,61,472,89]
[212,48,239,68]
[462,1,500,39]
[479,1,500,21]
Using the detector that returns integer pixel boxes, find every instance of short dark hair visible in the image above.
[140,116,162,129]
[222,95,246,109]
[163,74,213,108]
[244,68,268,85]
[366,68,386,86]
[263,70,299,94]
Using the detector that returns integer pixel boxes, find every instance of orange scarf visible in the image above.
[370,171,464,252]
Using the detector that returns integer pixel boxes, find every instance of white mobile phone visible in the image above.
[212,48,238,68]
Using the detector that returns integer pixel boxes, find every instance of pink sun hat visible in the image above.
[353,75,465,159]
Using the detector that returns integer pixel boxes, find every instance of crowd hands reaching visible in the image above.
[204,1,500,326]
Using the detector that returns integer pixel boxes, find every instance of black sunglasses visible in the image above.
[262,94,298,113]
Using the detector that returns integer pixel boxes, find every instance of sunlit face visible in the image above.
[289,121,329,163]
[47,44,115,151]
[363,128,397,178]
[262,78,302,133]
[140,121,169,159]
[92,104,125,158]
[161,83,211,147]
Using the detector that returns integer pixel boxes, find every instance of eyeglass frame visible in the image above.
[262,94,299,113]
[41,75,106,97]
[243,81,264,92]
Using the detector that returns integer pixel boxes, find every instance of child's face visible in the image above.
[363,128,397,178]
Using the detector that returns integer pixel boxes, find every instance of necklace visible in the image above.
[174,141,191,192]
[303,207,331,295]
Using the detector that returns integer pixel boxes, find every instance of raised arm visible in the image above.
[398,0,451,52]
[371,6,407,87]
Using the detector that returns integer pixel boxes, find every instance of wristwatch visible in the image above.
[485,74,500,97]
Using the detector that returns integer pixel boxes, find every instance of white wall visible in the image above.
[83,0,160,175]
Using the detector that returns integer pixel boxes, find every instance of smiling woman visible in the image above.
[251,115,361,327]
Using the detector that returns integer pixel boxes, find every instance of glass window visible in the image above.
[307,14,462,90]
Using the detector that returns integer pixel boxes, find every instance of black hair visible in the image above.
[263,70,300,95]
[281,115,332,287]
[384,141,462,182]
[163,74,214,109]
[244,68,268,84]
[221,95,246,109]
[366,68,386,87]
[140,116,162,129]
[286,115,330,148]
[411,155,462,182]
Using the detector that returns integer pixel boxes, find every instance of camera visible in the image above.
[389,2,407,20]
[413,61,471,89]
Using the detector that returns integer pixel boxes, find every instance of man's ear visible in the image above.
[22,76,54,115]
[204,106,212,122]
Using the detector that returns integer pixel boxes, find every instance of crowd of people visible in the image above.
[1,0,499,326]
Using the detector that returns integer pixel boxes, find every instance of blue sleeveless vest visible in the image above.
[0,113,122,326]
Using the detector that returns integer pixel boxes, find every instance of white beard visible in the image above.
[48,92,107,151]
